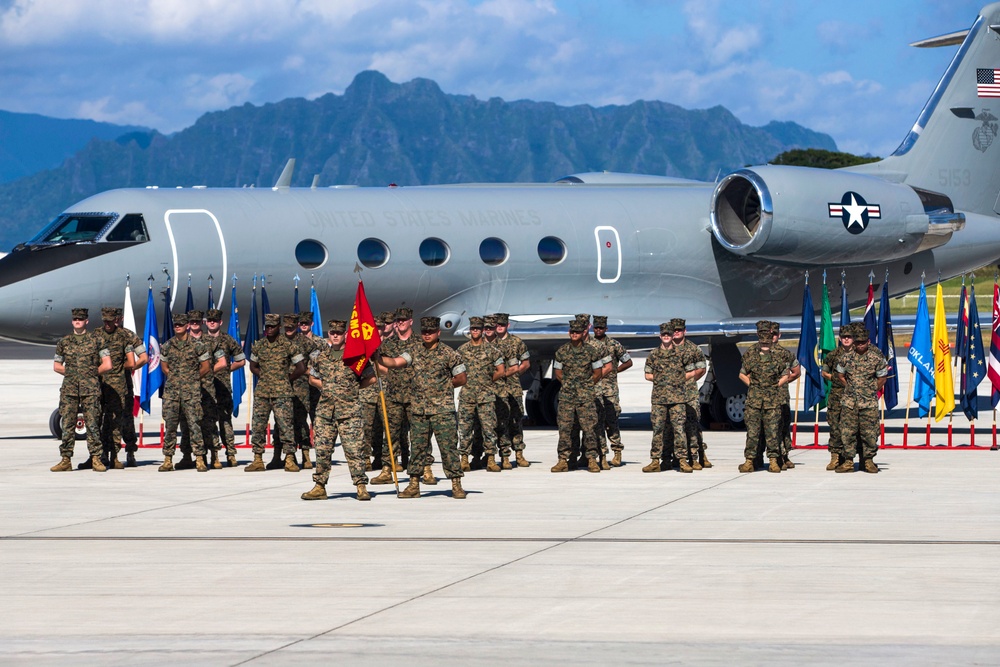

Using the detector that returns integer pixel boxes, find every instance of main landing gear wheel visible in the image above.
[711,389,746,429]
[49,409,86,440]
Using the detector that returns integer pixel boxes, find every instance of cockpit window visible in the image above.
[104,214,149,242]
[28,213,117,245]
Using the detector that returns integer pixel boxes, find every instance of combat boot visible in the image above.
[863,458,880,474]
[587,458,601,473]
[515,451,530,467]
[486,457,501,472]
[451,478,467,499]
[284,454,300,472]
[301,483,327,501]
[550,459,569,473]
[265,448,284,470]
[421,465,438,485]
[302,449,313,470]
[835,459,855,473]
[738,458,755,473]
[195,455,208,472]
[126,452,137,468]
[158,454,174,472]
[50,456,72,472]
[610,451,622,467]
[781,456,795,470]
[110,455,124,470]
[768,458,781,473]
[244,454,265,472]
[392,459,404,472]
[210,450,222,469]
[356,483,371,501]
[175,452,194,470]
[398,477,421,498]
[227,454,238,467]
[641,459,660,473]
[691,460,703,471]
[600,455,610,470]
[460,454,470,472]
[501,456,513,470]
[678,460,693,473]
[87,455,105,472]
[371,466,394,485]
[826,452,841,471]
[700,456,713,468]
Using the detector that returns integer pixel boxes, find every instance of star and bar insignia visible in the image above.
[828,191,881,234]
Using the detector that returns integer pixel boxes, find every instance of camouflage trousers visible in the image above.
[458,396,498,457]
[180,391,220,456]
[498,393,525,452]
[164,394,205,456]
[408,411,463,480]
[826,394,843,456]
[360,399,385,465]
[99,381,127,454]
[781,403,793,456]
[274,391,311,451]
[840,401,879,460]
[313,406,367,488]
[122,374,138,452]
[251,396,295,456]
[557,399,598,462]
[59,392,102,458]
[650,403,690,462]
[596,393,623,453]
[384,400,413,467]
[687,399,705,455]
[743,404,782,460]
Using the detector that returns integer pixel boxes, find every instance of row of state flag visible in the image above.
[133,275,381,419]
[797,274,998,422]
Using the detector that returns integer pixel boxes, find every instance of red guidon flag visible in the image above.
[344,280,382,376]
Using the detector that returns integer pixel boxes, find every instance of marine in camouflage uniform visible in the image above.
[551,320,606,472]
[494,313,531,466]
[836,326,888,473]
[381,316,469,498]
[366,312,396,482]
[178,310,226,467]
[668,319,709,468]
[301,319,375,501]
[457,316,505,470]
[271,314,313,468]
[592,315,633,466]
[643,322,696,473]
[205,308,246,466]
[738,321,794,473]
[567,314,611,468]
[377,307,418,470]
[821,323,855,470]
[247,313,306,472]
[159,313,214,471]
[51,308,112,472]
[770,321,801,469]
[92,307,138,469]
[113,308,147,466]
[483,315,508,463]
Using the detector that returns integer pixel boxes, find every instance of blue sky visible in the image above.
[0,0,988,158]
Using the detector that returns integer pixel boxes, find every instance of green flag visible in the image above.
[818,283,837,409]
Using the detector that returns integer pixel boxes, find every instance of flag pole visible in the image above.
[373,363,400,494]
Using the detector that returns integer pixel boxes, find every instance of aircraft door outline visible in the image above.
[164,209,228,310]
[594,225,621,284]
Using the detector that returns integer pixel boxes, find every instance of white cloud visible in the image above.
[182,73,255,113]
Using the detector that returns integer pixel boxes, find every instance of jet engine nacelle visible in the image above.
[710,165,965,266]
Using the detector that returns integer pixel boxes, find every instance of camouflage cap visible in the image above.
[838,322,855,338]
[206,308,223,321]
[468,316,485,328]
[853,326,870,343]
[101,306,117,321]
[71,307,89,319]
[173,313,189,326]
[669,318,686,332]
[755,320,771,336]
[494,313,510,326]
[420,316,441,331]
[378,311,395,325]
[593,315,608,327]
[659,322,672,335]
[327,319,347,333]
[483,315,497,328]
[395,306,414,321]
[569,319,587,333]
[575,313,591,324]
[298,311,313,324]
[282,313,298,327]
[187,310,204,322]
[263,313,281,327]
[769,320,781,334]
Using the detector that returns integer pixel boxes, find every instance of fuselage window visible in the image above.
[537,236,567,265]
[104,214,149,242]
[419,238,450,267]
[30,213,116,244]
[358,238,390,268]
[479,237,509,266]
[295,239,328,270]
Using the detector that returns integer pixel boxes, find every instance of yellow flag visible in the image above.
[933,282,955,420]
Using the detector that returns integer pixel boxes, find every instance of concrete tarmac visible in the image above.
[1,351,999,665]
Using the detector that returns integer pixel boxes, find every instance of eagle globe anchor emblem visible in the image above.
[973,110,998,153]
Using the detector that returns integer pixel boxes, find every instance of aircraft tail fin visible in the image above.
[850,3,1000,217]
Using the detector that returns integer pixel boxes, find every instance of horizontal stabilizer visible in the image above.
[910,29,969,48]
[273,159,296,189]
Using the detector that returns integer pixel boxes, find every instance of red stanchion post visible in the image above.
[880,422,885,449]
[813,422,819,447]
[791,423,797,448]
[902,423,908,449]
[970,422,975,448]
[245,422,250,447]
[948,421,953,448]
[159,423,164,448]
[925,422,931,447]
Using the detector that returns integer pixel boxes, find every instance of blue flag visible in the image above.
[877,280,899,411]
[245,279,260,389]
[139,285,163,414]
[293,281,300,315]
[185,281,194,312]
[863,283,878,346]
[961,285,986,421]
[159,283,174,400]
[910,284,935,417]
[229,281,246,417]
[309,284,323,337]
[840,281,850,327]
[796,281,824,410]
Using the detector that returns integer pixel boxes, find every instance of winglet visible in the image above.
[273,159,296,190]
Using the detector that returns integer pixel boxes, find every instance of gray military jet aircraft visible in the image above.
[2,2,1000,428]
